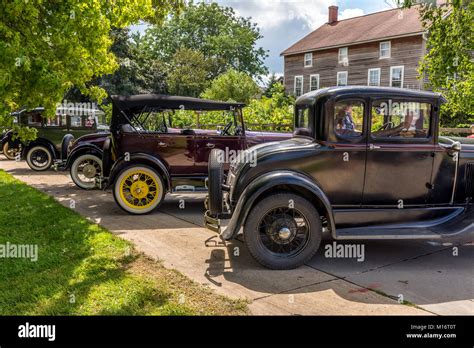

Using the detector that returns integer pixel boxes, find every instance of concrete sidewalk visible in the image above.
[2,159,473,315]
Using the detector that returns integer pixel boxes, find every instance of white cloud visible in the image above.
[218,0,330,30]
[339,8,365,20]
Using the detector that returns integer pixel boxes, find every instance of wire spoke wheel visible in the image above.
[244,194,322,270]
[71,154,102,190]
[258,206,310,257]
[114,166,164,215]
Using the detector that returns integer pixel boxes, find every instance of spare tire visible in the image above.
[102,137,112,177]
[61,134,75,160]
[208,149,224,216]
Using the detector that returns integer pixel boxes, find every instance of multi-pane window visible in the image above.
[310,74,320,91]
[337,71,348,86]
[294,76,304,97]
[380,41,391,59]
[390,66,404,88]
[304,53,313,67]
[371,99,432,138]
[368,68,381,86]
[338,47,348,65]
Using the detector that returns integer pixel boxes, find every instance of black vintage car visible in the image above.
[205,86,474,270]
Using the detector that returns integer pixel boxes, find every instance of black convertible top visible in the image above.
[110,94,245,112]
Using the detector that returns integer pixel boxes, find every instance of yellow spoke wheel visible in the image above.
[113,166,165,215]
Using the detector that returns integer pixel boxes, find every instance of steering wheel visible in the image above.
[221,121,233,136]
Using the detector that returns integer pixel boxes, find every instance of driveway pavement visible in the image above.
[1,158,473,315]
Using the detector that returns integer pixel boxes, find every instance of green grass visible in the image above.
[0,170,248,315]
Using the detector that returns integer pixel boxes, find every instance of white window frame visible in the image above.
[294,75,304,96]
[337,71,348,86]
[310,74,320,91]
[379,41,391,59]
[304,53,313,68]
[367,68,381,86]
[338,47,348,65]
[390,66,404,88]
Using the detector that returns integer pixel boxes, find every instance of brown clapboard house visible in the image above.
[281,5,427,97]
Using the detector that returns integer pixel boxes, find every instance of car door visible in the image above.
[194,132,245,175]
[362,98,435,206]
[193,110,246,174]
[319,98,368,206]
[154,132,196,176]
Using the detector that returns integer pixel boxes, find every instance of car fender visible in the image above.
[64,143,103,170]
[22,139,58,160]
[105,153,171,191]
[220,170,336,240]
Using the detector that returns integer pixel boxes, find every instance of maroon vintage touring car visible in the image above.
[91,94,291,214]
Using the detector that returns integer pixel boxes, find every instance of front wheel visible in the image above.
[26,145,53,171]
[70,154,102,190]
[2,142,20,160]
[113,165,165,215]
[244,193,322,270]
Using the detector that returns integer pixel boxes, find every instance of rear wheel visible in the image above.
[244,193,322,270]
[2,142,20,160]
[70,154,102,190]
[26,145,53,171]
[113,165,165,215]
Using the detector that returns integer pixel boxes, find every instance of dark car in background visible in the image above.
[98,94,291,215]
[2,107,108,171]
[205,86,474,270]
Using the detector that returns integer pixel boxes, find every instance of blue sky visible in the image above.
[132,1,397,76]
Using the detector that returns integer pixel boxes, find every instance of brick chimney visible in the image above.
[328,5,338,24]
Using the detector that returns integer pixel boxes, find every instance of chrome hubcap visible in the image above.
[278,227,292,240]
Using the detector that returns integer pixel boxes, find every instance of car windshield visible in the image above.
[130,107,243,134]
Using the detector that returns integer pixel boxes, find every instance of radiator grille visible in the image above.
[466,163,474,198]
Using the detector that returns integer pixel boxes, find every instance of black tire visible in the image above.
[244,193,322,270]
[61,134,75,160]
[26,145,53,171]
[208,149,224,215]
[102,137,112,177]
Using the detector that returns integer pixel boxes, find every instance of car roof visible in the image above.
[110,94,245,111]
[296,86,444,105]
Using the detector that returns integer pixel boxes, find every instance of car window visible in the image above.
[371,100,431,139]
[334,100,364,138]
[84,116,97,128]
[27,113,42,127]
[45,116,62,127]
[70,115,83,128]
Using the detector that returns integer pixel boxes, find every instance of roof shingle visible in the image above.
[281,7,424,56]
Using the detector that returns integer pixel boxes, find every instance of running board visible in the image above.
[335,206,474,240]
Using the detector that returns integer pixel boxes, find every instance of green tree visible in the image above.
[201,69,260,104]
[264,73,280,98]
[399,0,473,126]
[142,1,268,79]
[243,83,295,132]
[167,48,211,97]
[0,0,182,130]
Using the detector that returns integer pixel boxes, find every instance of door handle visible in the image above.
[158,142,168,148]
[369,144,381,150]
[206,143,215,149]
